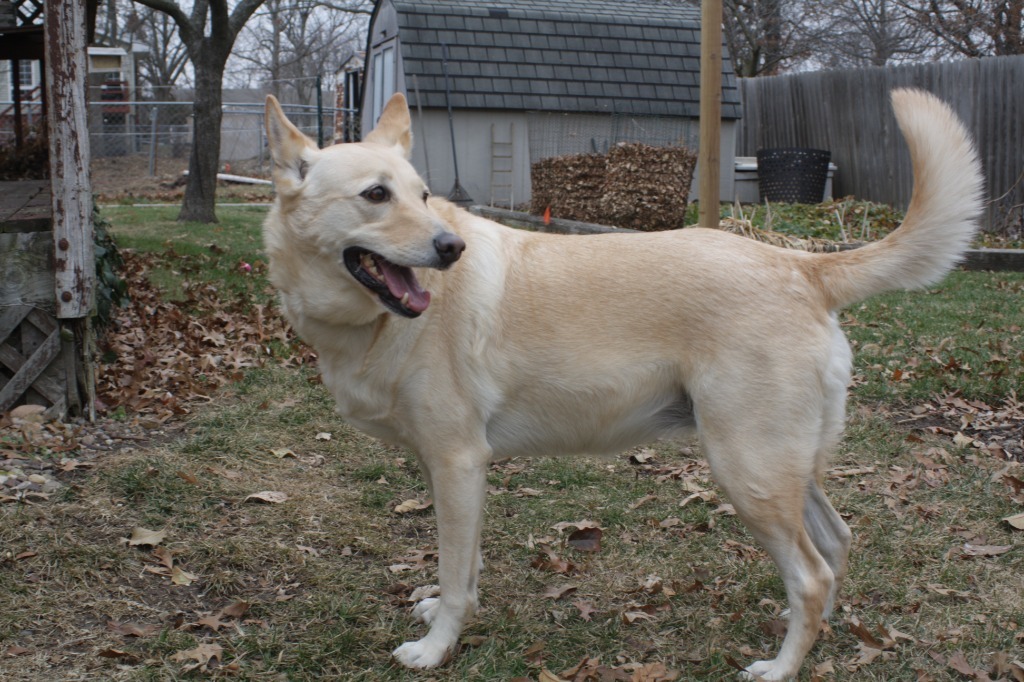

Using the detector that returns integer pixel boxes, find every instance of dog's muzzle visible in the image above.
[342,231,465,319]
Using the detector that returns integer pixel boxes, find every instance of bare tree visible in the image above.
[231,0,369,104]
[132,0,266,223]
[723,0,812,76]
[899,0,1024,57]
[806,0,936,68]
[124,6,190,99]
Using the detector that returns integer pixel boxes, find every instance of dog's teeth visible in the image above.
[362,254,374,269]
[400,292,410,305]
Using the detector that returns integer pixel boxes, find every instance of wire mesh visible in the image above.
[526,111,699,164]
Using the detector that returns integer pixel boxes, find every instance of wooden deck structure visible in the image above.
[1,0,96,419]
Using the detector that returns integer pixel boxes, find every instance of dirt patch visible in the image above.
[91,155,274,204]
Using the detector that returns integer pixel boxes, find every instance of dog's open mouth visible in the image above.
[343,247,431,318]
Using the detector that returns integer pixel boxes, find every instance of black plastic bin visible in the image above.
[756,148,831,204]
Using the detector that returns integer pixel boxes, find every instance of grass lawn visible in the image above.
[1,206,1021,681]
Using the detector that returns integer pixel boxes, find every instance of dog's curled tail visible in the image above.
[811,89,984,311]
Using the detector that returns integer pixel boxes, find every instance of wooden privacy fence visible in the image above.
[737,55,1024,235]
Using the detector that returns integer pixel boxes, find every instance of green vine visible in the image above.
[92,203,127,329]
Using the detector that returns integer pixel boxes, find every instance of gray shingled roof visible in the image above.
[386,0,741,119]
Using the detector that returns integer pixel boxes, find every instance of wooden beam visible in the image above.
[698,0,723,228]
[44,0,94,319]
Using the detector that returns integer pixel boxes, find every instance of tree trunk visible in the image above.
[178,52,224,223]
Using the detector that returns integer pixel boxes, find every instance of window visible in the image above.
[371,42,396,123]
[17,60,33,90]
[4,60,38,100]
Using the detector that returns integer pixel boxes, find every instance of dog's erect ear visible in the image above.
[265,95,317,189]
[364,93,412,159]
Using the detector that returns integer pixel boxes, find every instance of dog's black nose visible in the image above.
[434,232,466,266]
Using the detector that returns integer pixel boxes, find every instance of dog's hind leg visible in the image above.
[699,417,834,681]
[802,324,854,620]
[802,482,851,619]
[393,451,489,669]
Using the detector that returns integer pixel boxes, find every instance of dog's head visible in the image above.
[264,93,465,320]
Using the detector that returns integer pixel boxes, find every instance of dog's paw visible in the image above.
[411,597,440,625]
[739,659,796,681]
[392,639,451,669]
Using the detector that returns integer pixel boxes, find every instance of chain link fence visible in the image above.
[84,87,358,179]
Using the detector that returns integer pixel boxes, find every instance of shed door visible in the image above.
[371,40,397,125]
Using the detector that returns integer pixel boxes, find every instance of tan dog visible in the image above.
[263,90,982,680]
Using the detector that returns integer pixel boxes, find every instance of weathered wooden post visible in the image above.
[45,0,95,418]
[698,0,722,228]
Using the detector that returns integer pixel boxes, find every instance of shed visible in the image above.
[361,0,741,209]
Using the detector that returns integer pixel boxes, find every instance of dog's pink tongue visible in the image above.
[380,261,431,313]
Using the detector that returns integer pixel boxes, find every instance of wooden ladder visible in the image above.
[489,122,514,208]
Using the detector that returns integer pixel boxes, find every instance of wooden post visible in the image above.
[698,0,723,228]
[44,0,94,319]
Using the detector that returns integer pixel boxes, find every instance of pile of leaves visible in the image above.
[95,249,313,420]
[531,152,608,224]
[531,143,697,230]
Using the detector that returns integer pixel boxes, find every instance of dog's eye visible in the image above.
[361,185,390,203]
[422,190,430,203]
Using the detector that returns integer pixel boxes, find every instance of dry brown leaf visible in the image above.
[152,546,175,570]
[128,527,167,547]
[552,519,601,533]
[961,543,1011,557]
[107,621,159,638]
[573,599,596,621]
[1003,512,1024,530]
[176,471,199,485]
[244,490,288,504]
[171,642,222,669]
[523,639,546,666]
[846,618,886,649]
[514,487,544,497]
[270,447,297,459]
[539,669,562,682]
[531,548,575,574]
[542,584,578,600]
[926,583,972,599]
[845,645,883,670]
[4,645,31,657]
[629,449,656,464]
[393,498,432,514]
[630,662,681,681]
[623,609,656,624]
[407,584,441,603]
[811,658,836,679]
[171,566,197,586]
[197,614,227,631]
[220,600,250,618]
[761,618,789,639]
[97,648,140,663]
[946,650,978,677]
[566,527,602,552]
[629,494,658,509]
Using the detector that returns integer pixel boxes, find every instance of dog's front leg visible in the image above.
[393,454,488,669]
